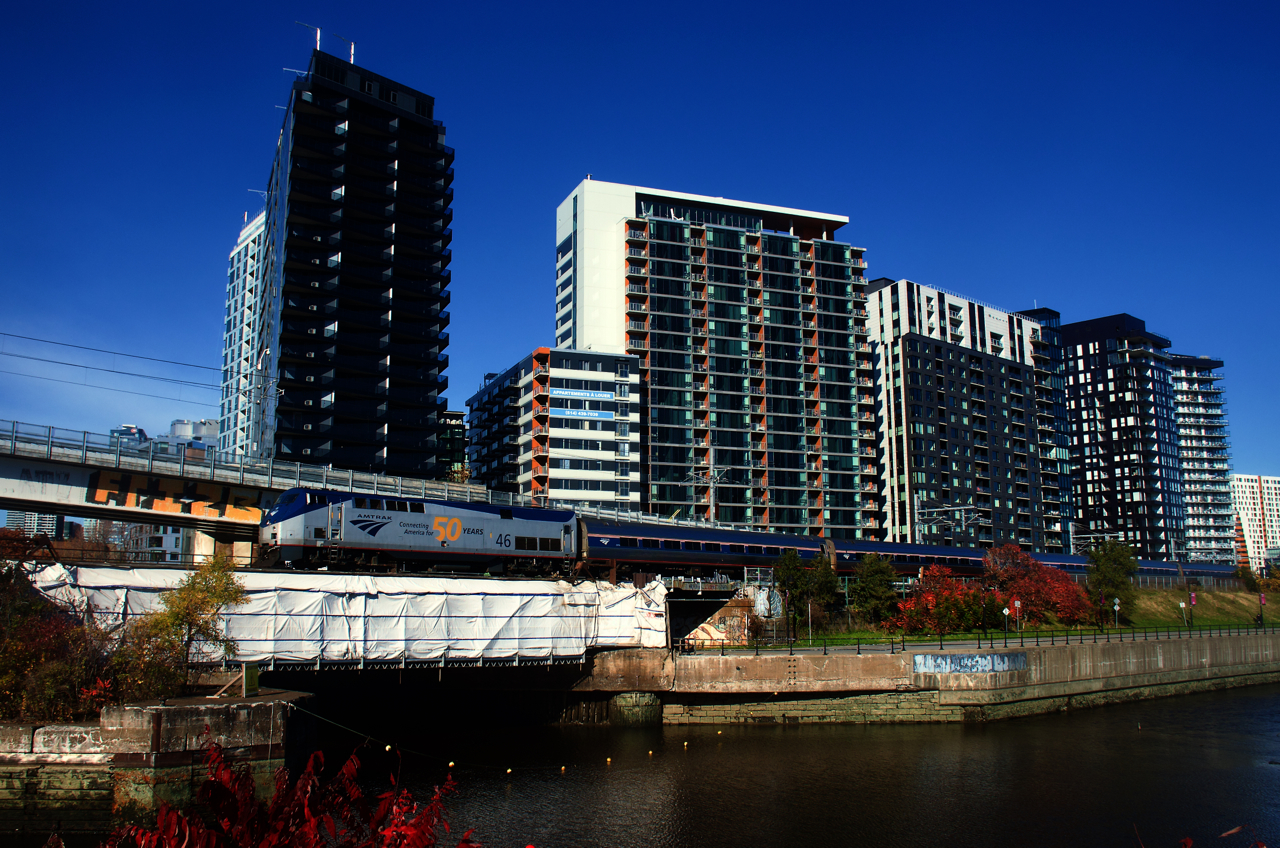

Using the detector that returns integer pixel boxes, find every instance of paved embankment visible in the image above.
[575,631,1280,724]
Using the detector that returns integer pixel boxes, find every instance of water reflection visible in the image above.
[366,685,1280,848]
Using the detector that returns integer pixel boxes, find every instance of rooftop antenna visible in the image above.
[334,34,355,64]
[247,189,267,199]
[295,21,320,50]
[283,68,309,76]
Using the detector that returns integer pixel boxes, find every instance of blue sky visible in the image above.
[2,1,1276,476]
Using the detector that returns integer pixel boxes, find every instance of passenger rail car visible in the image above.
[259,487,1238,583]
[258,488,576,573]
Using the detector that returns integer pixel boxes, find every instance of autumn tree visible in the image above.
[1084,540,1138,626]
[848,553,898,626]
[114,555,247,698]
[983,544,1090,626]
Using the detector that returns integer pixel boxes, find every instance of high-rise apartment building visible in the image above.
[1231,474,1280,573]
[243,50,453,476]
[219,211,269,455]
[467,348,640,509]
[4,510,61,537]
[867,280,1066,552]
[1016,307,1075,550]
[1059,314,1185,560]
[1171,355,1233,564]
[554,180,876,537]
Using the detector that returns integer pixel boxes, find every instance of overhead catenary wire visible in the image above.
[0,351,221,390]
[0,331,222,372]
[0,368,218,408]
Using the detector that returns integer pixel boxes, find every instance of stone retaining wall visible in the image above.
[0,690,309,835]
[664,690,966,725]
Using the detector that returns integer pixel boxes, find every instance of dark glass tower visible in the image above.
[259,50,453,476]
[1059,314,1185,560]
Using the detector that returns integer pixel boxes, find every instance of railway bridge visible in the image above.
[0,418,524,561]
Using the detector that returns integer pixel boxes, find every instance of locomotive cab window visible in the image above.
[499,509,513,520]
[307,493,328,505]
[368,499,383,510]
[409,502,425,514]
[353,498,367,508]
[539,538,561,552]
[682,542,701,551]
[313,528,326,539]
[619,538,638,547]
[662,540,681,550]
[515,537,538,551]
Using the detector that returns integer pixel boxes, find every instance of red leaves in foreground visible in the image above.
[106,740,480,848]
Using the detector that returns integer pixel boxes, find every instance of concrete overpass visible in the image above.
[0,418,524,558]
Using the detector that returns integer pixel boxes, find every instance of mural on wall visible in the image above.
[84,471,267,522]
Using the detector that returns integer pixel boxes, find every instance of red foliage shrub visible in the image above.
[106,739,480,848]
[888,565,1006,634]
[984,545,1091,626]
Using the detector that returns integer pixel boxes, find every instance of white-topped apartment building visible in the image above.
[1231,474,1280,573]
[553,179,876,538]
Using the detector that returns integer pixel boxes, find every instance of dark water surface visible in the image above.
[341,685,1280,848]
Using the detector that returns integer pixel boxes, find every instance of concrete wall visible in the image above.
[578,633,1280,725]
[0,691,309,834]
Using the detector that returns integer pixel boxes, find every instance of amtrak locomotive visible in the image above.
[258,487,1236,583]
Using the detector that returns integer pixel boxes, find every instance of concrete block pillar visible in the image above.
[609,692,662,727]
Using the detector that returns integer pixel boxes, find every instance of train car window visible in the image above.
[662,540,681,550]
[704,542,721,552]
[396,501,411,512]
[409,502,425,514]
[747,546,763,555]
[313,528,326,539]
[499,509,513,520]
[515,537,538,550]
[682,542,701,552]
[353,498,367,508]
[641,539,660,549]
[729,544,745,553]
[539,538,562,552]
[619,538,638,547]
[764,547,780,556]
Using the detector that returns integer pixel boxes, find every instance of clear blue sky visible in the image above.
[2,1,1276,475]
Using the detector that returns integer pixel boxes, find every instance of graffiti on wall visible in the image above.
[84,471,267,523]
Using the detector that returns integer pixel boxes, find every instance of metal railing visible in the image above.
[0,418,527,506]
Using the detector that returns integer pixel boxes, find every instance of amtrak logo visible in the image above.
[351,518,392,537]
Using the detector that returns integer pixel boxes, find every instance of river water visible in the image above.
[351,684,1280,848]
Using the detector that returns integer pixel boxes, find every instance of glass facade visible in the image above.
[1171,355,1233,564]
[621,204,875,538]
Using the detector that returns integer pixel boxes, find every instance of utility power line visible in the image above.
[0,332,221,372]
[0,369,218,408]
[0,351,220,390]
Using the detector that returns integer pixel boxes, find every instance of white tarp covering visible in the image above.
[29,564,668,664]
